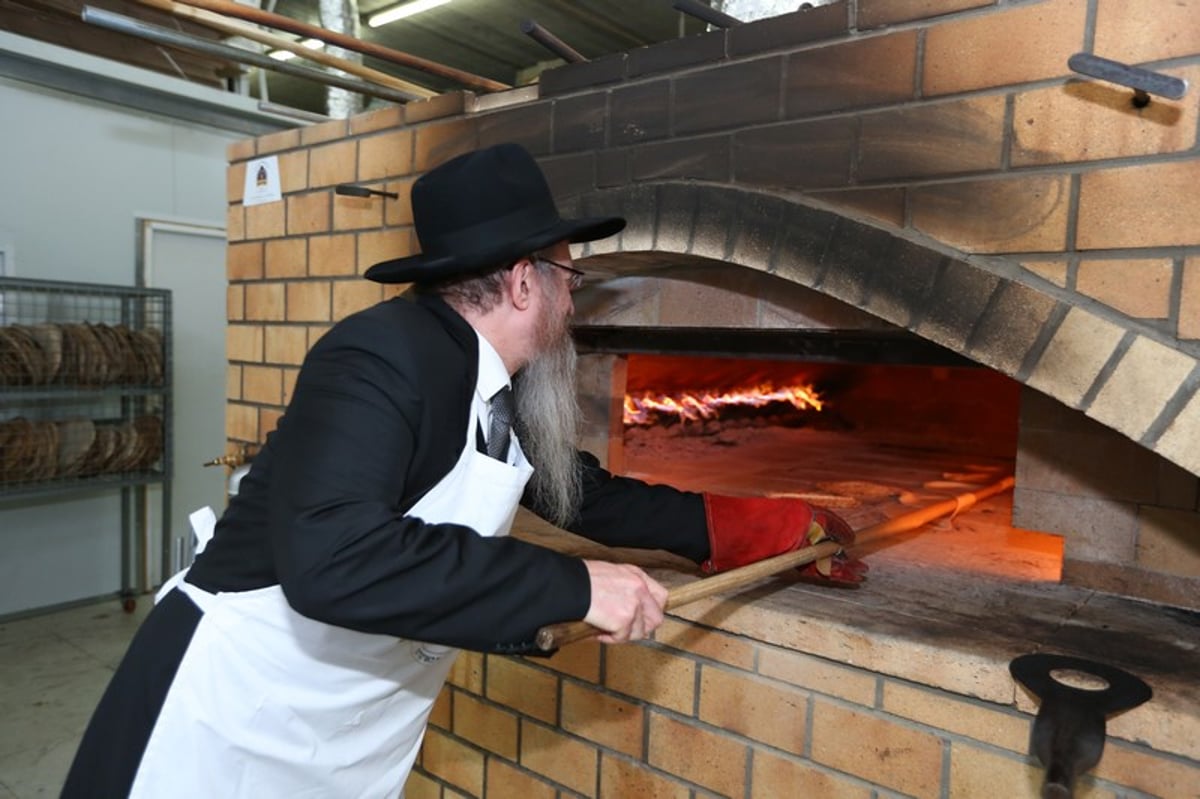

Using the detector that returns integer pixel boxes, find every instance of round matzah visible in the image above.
[26,324,63,383]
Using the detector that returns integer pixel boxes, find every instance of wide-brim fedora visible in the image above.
[364,143,625,284]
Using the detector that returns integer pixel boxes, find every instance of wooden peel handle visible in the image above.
[533,476,1015,652]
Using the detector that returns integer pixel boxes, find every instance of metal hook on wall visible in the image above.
[1067,53,1189,108]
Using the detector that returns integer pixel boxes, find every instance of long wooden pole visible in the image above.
[130,0,435,99]
[535,476,1015,650]
[168,0,511,93]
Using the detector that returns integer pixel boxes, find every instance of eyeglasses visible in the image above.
[535,257,586,291]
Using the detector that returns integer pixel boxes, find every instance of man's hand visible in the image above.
[582,560,669,644]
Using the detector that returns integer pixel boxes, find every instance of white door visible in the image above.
[139,219,227,587]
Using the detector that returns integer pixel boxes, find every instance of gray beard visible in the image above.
[513,309,582,528]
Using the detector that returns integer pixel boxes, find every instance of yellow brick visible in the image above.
[485,758,557,799]
[259,407,282,438]
[599,753,690,799]
[420,728,484,796]
[245,200,286,240]
[286,281,331,323]
[811,699,944,799]
[1183,256,1200,341]
[1019,258,1068,287]
[1076,258,1173,319]
[452,692,518,760]
[226,324,263,363]
[415,117,478,172]
[227,402,258,442]
[910,175,1070,253]
[1026,307,1125,407]
[698,665,808,755]
[227,161,245,204]
[287,192,331,236]
[332,191,386,231]
[561,680,644,758]
[429,686,450,730]
[1092,738,1200,798]
[520,720,598,797]
[277,149,308,194]
[245,282,286,322]
[402,770,440,799]
[1078,160,1200,249]
[226,364,241,401]
[357,229,413,276]
[264,238,307,279]
[241,365,282,406]
[332,281,384,322]
[300,118,348,146]
[647,712,746,798]
[385,178,416,227]
[226,204,245,242]
[653,617,755,670]
[882,681,1029,752]
[308,139,357,188]
[487,656,558,724]
[308,233,358,277]
[605,644,696,714]
[227,136,255,162]
[924,0,1087,95]
[947,741,1067,799]
[751,747,872,799]
[448,650,485,694]
[1094,0,1200,63]
[359,129,414,181]
[538,639,601,682]
[757,644,877,706]
[227,284,244,322]
[227,242,264,281]
[282,367,300,407]
[256,128,299,155]
[350,105,406,135]
[263,325,308,366]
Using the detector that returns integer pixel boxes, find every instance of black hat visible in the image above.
[364,143,625,284]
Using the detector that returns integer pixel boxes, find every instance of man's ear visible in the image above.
[509,258,534,310]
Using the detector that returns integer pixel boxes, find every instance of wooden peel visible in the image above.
[534,475,1015,651]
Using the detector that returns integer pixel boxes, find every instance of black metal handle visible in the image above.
[1068,53,1188,101]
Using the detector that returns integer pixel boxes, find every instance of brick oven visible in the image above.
[222,1,1200,796]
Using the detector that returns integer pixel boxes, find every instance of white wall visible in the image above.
[0,38,289,616]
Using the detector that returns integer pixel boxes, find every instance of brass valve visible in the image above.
[203,444,254,469]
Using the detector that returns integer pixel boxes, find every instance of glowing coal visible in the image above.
[623,381,824,425]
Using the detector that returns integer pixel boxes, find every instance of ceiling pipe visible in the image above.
[520,19,587,64]
[319,0,364,118]
[80,6,425,104]
[671,0,743,28]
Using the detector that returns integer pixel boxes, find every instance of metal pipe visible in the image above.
[671,0,742,28]
[80,6,424,104]
[520,19,587,64]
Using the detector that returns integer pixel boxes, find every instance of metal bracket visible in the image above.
[1068,53,1188,106]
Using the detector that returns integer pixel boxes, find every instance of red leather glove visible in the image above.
[701,494,867,585]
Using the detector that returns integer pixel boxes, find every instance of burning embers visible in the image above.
[623,381,824,426]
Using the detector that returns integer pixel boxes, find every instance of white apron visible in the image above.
[131,403,534,799]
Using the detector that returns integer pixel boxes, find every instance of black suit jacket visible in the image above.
[189,293,708,653]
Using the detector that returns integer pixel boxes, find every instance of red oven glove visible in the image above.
[701,494,867,585]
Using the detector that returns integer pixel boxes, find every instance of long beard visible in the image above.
[513,304,582,528]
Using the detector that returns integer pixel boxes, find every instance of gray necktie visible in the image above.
[487,386,514,461]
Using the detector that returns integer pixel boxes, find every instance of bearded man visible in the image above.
[63,143,863,799]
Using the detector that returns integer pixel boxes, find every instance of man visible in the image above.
[63,142,863,798]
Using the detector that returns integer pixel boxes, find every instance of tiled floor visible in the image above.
[0,597,150,798]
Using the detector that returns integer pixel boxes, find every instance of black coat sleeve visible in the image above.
[263,314,591,654]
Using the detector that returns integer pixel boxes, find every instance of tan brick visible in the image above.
[307,325,332,350]
[485,758,557,799]
[486,656,558,724]
[287,192,331,236]
[307,233,357,277]
[402,770,439,799]
[924,0,1087,95]
[538,639,601,682]
[242,364,282,405]
[245,282,286,322]
[605,645,696,714]
[256,128,300,155]
[429,687,450,730]
[910,175,1070,253]
[259,407,283,437]
[859,95,1006,181]
[653,618,755,670]
[356,229,410,276]
[857,0,992,28]
[811,699,944,799]
[757,645,877,706]
[1094,0,1200,64]
[599,753,690,799]
[227,242,263,281]
[647,712,747,798]
[282,367,300,407]
[406,91,470,123]
[264,238,307,279]
[751,747,872,799]
[227,284,245,322]
[227,402,258,442]
[286,281,331,323]
[1013,65,1200,166]
[1089,335,1196,440]
[226,363,241,401]
[703,665,810,754]
[420,728,484,796]
[452,692,518,760]
[809,188,906,227]
[332,192,386,231]
[882,681,1029,752]
[308,140,358,188]
[1183,256,1200,340]
[1019,258,1068,287]
[385,178,416,227]
[520,720,598,797]
[350,105,405,135]
[300,118,348,146]
[359,130,413,181]
[332,281,383,322]
[561,681,644,758]
[245,200,286,240]
[226,324,263,363]
[226,204,245,242]
[415,118,478,172]
[227,161,245,205]
[449,650,485,694]
[1093,738,1200,798]
[277,150,308,194]
[1078,160,1200,249]
[786,31,917,116]
[263,325,309,365]
[1027,307,1125,407]
[1076,258,1173,319]
[1136,506,1200,578]
[227,136,255,162]
[948,741,1042,799]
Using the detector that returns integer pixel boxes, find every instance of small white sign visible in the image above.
[242,155,282,207]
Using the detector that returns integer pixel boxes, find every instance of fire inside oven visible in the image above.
[578,327,1064,583]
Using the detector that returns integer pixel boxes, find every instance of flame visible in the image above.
[624,381,824,425]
